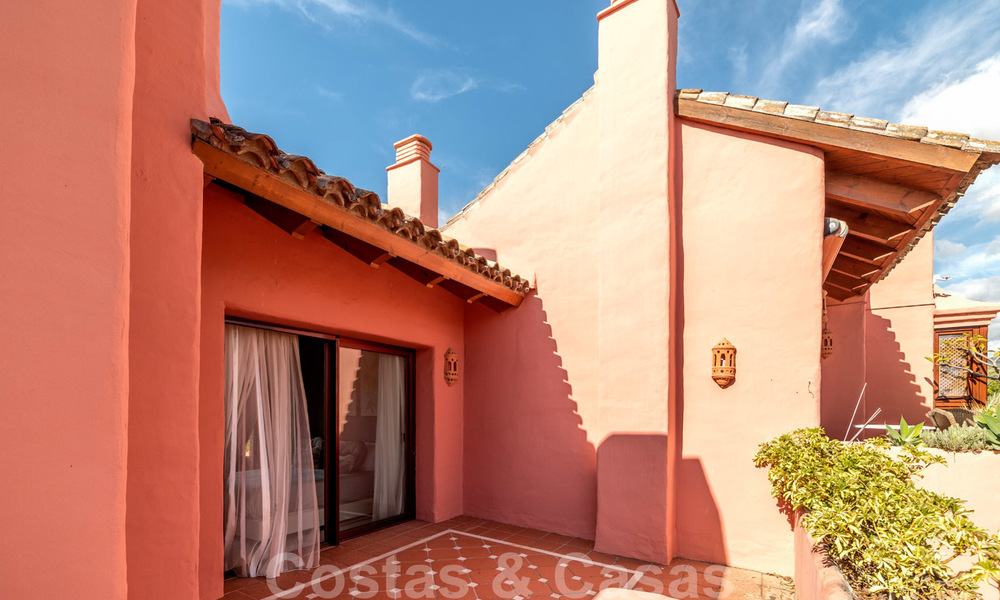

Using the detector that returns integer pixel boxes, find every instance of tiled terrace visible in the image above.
[220,517,794,600]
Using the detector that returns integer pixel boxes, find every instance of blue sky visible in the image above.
[221,0,1000,346]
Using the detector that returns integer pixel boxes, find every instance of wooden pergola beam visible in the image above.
[839,234,896,263]
[677,99,979,172]
[195,140,524,307]
[825,202,912,243]
[826,171,941,217]
[826,270,867,292]
[821,219,847,280]
[291,219,321,240]
[824,283,855,302]
[831,254,879,280]
[244,195,313,238]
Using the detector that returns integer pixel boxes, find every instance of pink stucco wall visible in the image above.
[795,450,1000,600]
[127,0,227,597]
[445,0,680,564]
[199,183,467,598]
[823,235,936,440]
[918,448,1000,600]
[0,1,135,598]
[865,235,936,426]
[448,90,603,541]
[821,297,868,440]
[674,120,825,576]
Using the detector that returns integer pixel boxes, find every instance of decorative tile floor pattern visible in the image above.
[219,517,794,600]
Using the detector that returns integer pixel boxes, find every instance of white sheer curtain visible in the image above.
[372,353,406,521]
[224,324,320,578]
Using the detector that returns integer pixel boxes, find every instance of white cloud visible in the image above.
[758,0,847,94]
[900,55,1000,140]
[226,0,438,46]
[409,70,520,104]
[935,239,967,259]
[940,277,1000,352]
[939,169,1000,226]
[315,85,344,101]
[411,70,479,103]
[807,3,1000,118]
[728,43,748,81]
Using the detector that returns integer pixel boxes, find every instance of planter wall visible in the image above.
[793,449,1000,600]
[917,448,1000,600]
[793,513,855,600]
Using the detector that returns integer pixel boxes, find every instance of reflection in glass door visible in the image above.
[336,343,411,536]
[223,318,414,552]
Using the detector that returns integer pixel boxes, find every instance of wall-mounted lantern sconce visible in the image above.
[444,348,458,387]
[821,291,834,359]
[712,338,736,389]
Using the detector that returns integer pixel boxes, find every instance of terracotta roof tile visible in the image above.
[723,94,758,110]
[752,99,789,114]
[677,89,1000,155]
[849,116,889,133]
[192,118,532,295]
[784,103,821,121]
[676,90,1000,293]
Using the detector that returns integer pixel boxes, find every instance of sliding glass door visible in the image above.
[336,342,412,536]
[224,319,414,561]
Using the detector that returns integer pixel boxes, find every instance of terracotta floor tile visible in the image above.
[218,518,785,600]
[463,557,499,571]
[223,577,254,593]
[612,556,655,570]
[469,568,504,585]
[427,535,459,549]
[567,561,613,578]
[459,546,493,560]
[436,587,478,600]
[562,537,596,551]
[465,525,495,536]
[525,537,566,552]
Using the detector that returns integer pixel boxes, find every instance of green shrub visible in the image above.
[886,416,923,447]
[754,428,1000,599]
[921,425,990,452]
[975,410,1000,450]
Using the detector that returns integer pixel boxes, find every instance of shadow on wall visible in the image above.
[595,434,678,565]
[675,457,728,565]
[463,294,598,539]
[864,313,927,435]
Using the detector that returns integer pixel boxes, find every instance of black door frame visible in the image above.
[224,317,417,546]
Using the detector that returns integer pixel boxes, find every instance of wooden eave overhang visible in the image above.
[676,90,1000,302]
[191,118,530,311]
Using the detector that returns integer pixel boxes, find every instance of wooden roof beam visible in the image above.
[839,234,896,264]
[826,171,942,217]
[677,99,980,172]
[244,195,314,238]
[826,270,868,293]
[822,218,847,280]
[322,226,394,269]
[291,219,321,240]
[194,139,524,307]
[825,202,912,243]
[831,254,879,280]
[824,283,855,302]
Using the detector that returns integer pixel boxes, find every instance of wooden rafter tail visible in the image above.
[193,139,525,308]
[825,202,912,243]
[825,171,941,217]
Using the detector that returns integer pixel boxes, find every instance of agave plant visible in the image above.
[974,410,1000,450]
[886,417,923,447]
